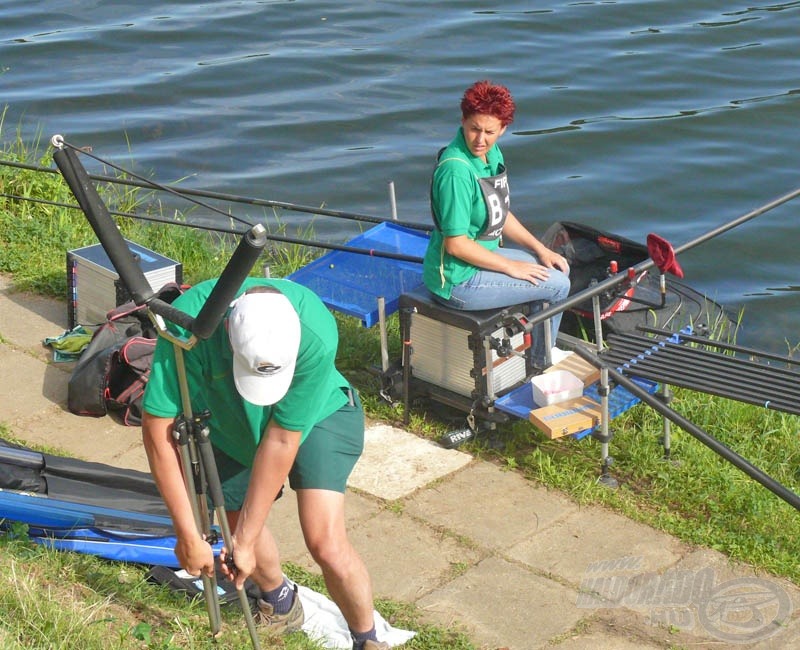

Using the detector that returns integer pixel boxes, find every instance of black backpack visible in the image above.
[67,283,183,426]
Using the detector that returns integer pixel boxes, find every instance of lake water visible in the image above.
[1,1,798,352]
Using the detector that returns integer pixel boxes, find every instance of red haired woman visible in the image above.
[422,80,571,368]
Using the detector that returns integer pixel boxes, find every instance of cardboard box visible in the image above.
[544,351,600,387]
[529,396,602,439]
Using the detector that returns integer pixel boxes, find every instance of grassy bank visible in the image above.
[2,127,800,646]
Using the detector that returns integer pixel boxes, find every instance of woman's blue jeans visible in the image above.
[435,248,571,367]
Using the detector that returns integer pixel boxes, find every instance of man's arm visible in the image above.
[142,410,216,577]
[228,421,301,588]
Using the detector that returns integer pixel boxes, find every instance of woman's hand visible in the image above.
[536,247,570,274]
[174,532,216,578]
[505,259,553,285]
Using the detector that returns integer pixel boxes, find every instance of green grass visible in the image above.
[0,520,472,650]
[2,122,800,646]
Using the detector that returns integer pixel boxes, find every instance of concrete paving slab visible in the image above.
[669,548,800,648]
[404,459,578,550]
[348,423,472,500]
[416,555,583,650]
[555,633,664,650]
[0,285,69,357]
[506,506,686,597]
[0,347,66,424]
[554,609,703,650]
[752,620,800,650]
[348,508,483,602]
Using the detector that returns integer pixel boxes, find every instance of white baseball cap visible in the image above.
[227,291,301,405]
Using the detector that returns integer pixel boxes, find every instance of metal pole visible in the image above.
[523,185,800,331]
[572,347,800,512]
[172,348,222,636]
[388,181,398,221]
[591,289,616,487]
[378,297,389,374]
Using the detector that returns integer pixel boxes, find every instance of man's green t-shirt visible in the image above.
[142,277,349,468]
[423,127,505,300]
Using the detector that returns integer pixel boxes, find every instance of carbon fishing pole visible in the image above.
[601,335,800,414]
[0,157,433,232]
[525,184,800,331]
[638,325,800,367]
[5,148,425,264]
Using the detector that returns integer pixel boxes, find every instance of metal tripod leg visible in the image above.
[195,419,262,648]
[591,289,617,488]
[172,345,262,649]
[172,415,222,636]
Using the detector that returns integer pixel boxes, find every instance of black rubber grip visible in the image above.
[192,224,268,340]
[53,147,155,306]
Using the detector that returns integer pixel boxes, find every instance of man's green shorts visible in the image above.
[212,388,364,510]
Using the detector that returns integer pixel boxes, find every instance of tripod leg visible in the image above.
[172,417,223,636]
[194,421,263,650]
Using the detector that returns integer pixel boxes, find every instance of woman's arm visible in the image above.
[502,211,569,273]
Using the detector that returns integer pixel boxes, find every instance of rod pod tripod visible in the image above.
[52,136,267,648]
[164,330,263,649]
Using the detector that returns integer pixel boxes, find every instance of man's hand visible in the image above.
[174,533,216,578]
[220,535,257,590]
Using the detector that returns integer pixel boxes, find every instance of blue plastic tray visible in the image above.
[495,375,658,439]
[289,222,428,327]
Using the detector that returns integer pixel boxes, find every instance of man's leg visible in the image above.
[296,488,376,633]
[290,389,386,648]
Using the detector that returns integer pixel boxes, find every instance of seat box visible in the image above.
[399,286,535,405]
[67,240,182,328]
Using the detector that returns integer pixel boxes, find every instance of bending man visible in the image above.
[142,277,388,650]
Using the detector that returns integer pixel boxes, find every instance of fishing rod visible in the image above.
[0,157,433,232]
[2,161,425,264]
[601,335,800,414]
[526,184,800,330]
[638,325,800,367]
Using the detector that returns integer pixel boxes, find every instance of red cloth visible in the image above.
[646,233,684,278]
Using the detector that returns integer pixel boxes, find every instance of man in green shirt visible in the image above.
[142,277,388,650]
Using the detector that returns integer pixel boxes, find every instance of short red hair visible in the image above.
[460,80,515,126]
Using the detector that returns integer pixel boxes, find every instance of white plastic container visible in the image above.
[531,370,584,407]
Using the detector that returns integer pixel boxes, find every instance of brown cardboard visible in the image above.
[544,352,600,387]
[529,396,602,439]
